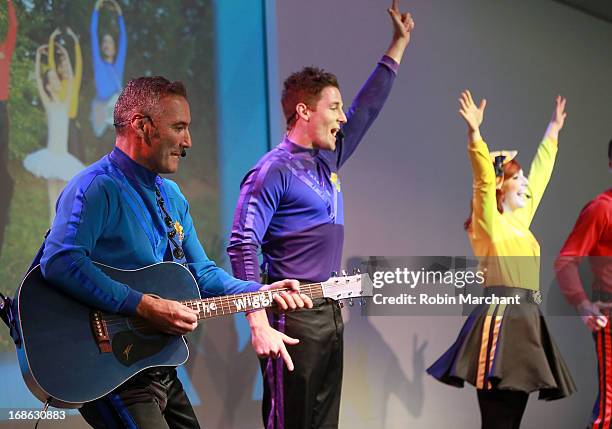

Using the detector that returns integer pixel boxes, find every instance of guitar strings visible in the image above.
[99,283,333,328]
[100,282,322,324]
[99,284,324,324]
[101,289,327,331]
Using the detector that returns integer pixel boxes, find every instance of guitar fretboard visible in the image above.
[181,283,324,320]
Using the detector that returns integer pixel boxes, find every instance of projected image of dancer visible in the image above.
[0,0,17,258]
[23,44,84,225]
[48,27,84,162]
[90,0,127,138]
[427,91,576,429]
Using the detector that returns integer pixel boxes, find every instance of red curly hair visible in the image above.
[464,159,522,230]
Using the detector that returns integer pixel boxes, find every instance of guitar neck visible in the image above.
[182,283,324,321]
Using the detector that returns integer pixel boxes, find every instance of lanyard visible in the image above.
[155,181,186,264]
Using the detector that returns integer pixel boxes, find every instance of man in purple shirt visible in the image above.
[228,1,415,427]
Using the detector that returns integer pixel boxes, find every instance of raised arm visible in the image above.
[335,0,413,168]
[112,0,127,71]
[459,90,497,237]
[35,45,51,107]
[517,96,565,226]
[385,0,414,65]
[55,43,74,107]
[47,28,60,71]
[90,1,102,63]
[4,0,17,54]
[66,27,82,117]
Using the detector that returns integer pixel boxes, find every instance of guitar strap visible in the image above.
[0,229,50,346]
[0,292,18,345]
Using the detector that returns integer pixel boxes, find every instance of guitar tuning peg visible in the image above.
[341,269,348,277]
[338,300,344,308]
[331,271,338,278]
[348,298,354,307]
[360,298,366,307]
[353,267,361,275]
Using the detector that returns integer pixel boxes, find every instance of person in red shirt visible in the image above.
[0,0,17,258]
[555,140,612,429]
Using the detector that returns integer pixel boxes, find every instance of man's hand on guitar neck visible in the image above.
[134,279,312,338]
[249,279,314,371]
[260,278,313,310]
[136,295,199,335]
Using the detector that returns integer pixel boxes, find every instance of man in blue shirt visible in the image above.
[42,76,311,428]
[228,1,414,427]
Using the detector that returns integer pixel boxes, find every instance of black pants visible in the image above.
[79,367,200,429]
[0,101,14,259]
[261,299,344,429]
[477,389,529,429]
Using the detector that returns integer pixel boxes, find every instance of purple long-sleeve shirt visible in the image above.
[228,56,398,283]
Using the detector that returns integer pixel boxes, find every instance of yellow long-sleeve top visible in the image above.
[48,35,82,119]
[467,137,558,290]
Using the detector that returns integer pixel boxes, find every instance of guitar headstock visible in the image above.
[320,272,373,301]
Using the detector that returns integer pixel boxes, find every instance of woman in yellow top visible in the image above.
[48,27,84,162]
[427,91,575,429]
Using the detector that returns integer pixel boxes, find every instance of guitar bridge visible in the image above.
[90,311,111,353]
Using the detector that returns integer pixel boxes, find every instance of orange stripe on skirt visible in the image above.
[476,304,506,390]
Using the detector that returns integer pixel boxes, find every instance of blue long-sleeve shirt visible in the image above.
[90,9,127,100]
[41,148,260,315]
[228,56,398,283]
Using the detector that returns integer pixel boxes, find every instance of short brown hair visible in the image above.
[281,67,339,130]
[113,76,187,135]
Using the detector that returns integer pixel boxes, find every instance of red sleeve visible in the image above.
[4,0,17,55]
[555,199,609,306]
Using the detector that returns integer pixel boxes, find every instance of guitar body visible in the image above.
[14,262,200,408]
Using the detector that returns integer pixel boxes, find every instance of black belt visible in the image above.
[484,286,543,305]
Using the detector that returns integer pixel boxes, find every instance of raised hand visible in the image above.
[66,27,78,40]
[551,95,567,129]
[388,0,415,44]
[544,95,567,141]
[458,90,486,134]
[384,0,414,64]
[108,0,123,15]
